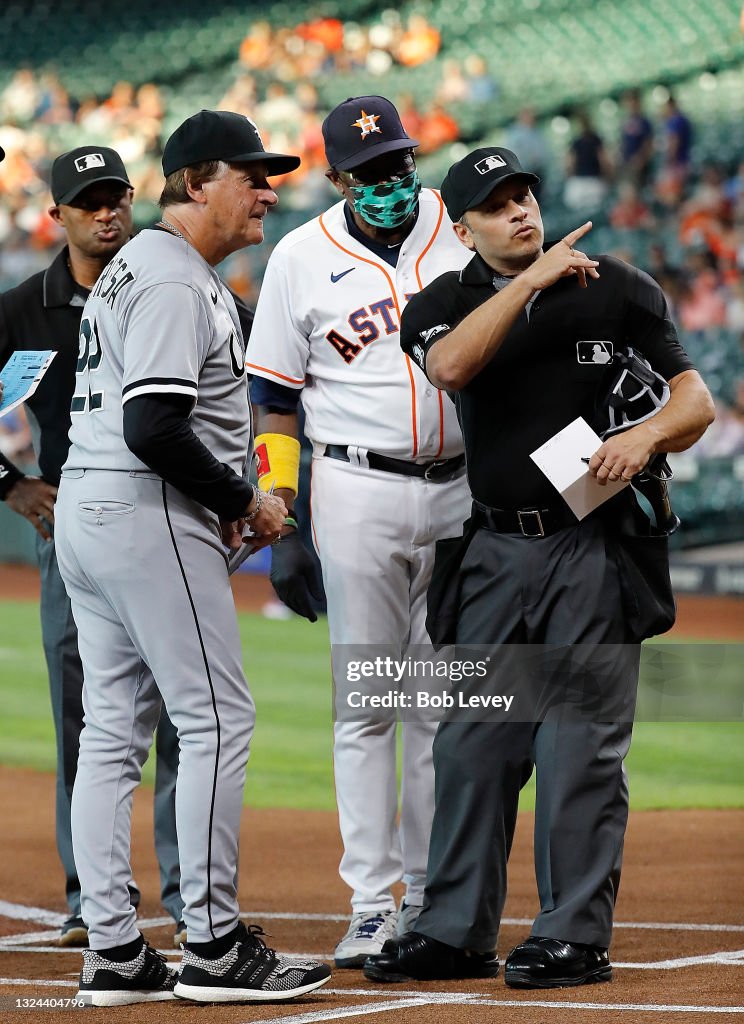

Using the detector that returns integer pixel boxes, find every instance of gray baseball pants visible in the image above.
[55,469,255,949]
[416,517,640,952]
[37,532,183,925]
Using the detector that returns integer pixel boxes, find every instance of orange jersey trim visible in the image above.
[416,190,446,455]
[319,211,418,458]
[404,354,419,457]
[435,389,445,458]
[414,189,445,290]
[245,361,305,386]
[309,459,320,556]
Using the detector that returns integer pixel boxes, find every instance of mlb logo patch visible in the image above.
[475,154,506,175]
[74,153,106,172]
[577,340,613,364]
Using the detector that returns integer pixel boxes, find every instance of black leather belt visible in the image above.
[472,499,578,538]
[324,445,465,482]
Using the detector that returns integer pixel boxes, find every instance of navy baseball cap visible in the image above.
[441,147,540,223]
[322,96,418,171]
[162,109,301,177]
[51,146,132,205]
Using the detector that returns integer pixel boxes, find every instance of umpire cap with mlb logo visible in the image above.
[441,147,540,224]
[51,145,132,205]
[322,95,418,171]
[162,109,301,177]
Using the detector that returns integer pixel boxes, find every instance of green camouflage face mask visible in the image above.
[349,170,422,229]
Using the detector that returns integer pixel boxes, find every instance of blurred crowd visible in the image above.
[0,13,499,261]
[2,24,744,458]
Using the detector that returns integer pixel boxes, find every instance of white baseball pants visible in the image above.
[310,454,471,912]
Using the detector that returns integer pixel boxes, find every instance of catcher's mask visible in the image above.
[600,347,670,438]
[596,347,680,534]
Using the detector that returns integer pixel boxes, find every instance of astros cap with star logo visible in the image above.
[322,95,418,171]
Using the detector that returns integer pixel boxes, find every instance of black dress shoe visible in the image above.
[505,936,611,989]
[364,931,499,983]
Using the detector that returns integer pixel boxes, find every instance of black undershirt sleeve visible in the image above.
[250,375,301,410]
[123,393,254,521]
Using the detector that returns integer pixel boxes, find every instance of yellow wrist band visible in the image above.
[254,433,301,496]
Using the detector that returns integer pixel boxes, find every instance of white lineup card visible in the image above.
[0,350,57,419]
[530,416,630,520]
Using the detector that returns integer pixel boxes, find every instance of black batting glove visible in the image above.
[270,532,323,622]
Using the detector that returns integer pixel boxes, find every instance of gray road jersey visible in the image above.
[63,229,249,477]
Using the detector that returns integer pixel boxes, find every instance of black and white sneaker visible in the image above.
[174,923,331,1003]
[76,940,177,1006]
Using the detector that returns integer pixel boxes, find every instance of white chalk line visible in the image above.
[0,903,64,927]
[618,949,744,969]
[1,901,742,935]
[1,979,743,1016]
[0,942,331,958]
[253,999,440,1023]
[255,993,744,1022]
[3,945,744,970]
[0,978,77,988]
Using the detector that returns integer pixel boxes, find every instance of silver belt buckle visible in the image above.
[517,509,545,537]
[424,460,445,481]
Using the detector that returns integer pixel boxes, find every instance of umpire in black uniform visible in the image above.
[0,147,185,946]
[364,148,714,988]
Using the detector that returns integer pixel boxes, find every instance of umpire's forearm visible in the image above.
[644,370,715,453]
[426,278,534,392]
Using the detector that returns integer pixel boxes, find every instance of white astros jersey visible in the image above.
[246,189,470,460]
[63,229,249,477]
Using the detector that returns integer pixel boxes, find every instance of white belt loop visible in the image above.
[347,446,370,469]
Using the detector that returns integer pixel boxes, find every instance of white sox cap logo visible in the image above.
[475,154,507,176]
[74,153,106,172]
[244,115,263,146]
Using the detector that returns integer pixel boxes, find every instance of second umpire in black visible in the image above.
[0,146,185,946]
[364,148,714,988]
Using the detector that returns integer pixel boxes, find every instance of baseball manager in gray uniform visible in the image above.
[0,144,185,948]
[55,110,331,1006]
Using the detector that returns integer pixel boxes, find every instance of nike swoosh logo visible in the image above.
[330,268,355,284]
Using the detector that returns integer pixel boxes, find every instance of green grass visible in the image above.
[0,598,742,810]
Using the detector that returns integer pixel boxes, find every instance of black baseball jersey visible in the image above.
[0,248,86,494]
[401,250,695,508]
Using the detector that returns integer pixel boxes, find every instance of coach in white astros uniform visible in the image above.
[246,96,472,967]
[55,110,330,1006]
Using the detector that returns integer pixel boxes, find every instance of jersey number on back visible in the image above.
[71,316,104,414]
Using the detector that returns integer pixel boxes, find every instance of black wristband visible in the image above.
[0,460,25,501]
